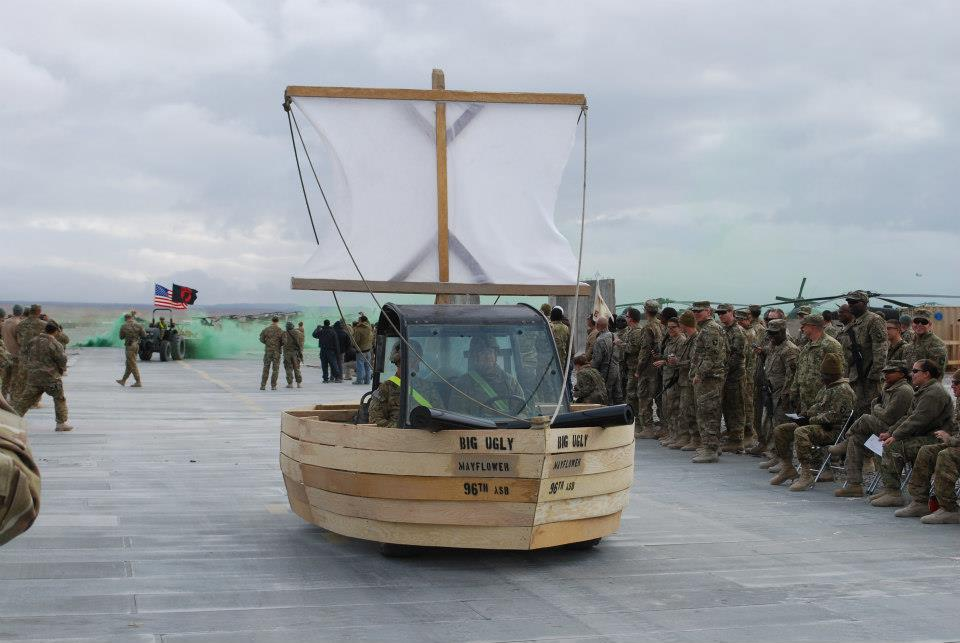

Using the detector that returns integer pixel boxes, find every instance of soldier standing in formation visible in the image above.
[716,304,746,453]
[620,308,644,435]
[632,300,663,439]
[793,306,812,349]
[668,311,698,451]
[1,305,23,400]
[259,316,284,391]
[736,309,759,450]
[116,313,145,387]
[13,322,73,431]
[653,316,685,447]
[282,321,304,389]
[590,316,621,405]
[688,301,727,464]
[841,290,888,415]
[756,319,799,465]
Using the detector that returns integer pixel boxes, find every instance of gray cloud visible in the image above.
[2,0,959,306]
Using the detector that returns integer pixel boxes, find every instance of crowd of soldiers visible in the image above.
[0,305,73,432]
[573,291,960,525]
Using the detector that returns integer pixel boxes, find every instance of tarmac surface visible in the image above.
[2,348,959,642]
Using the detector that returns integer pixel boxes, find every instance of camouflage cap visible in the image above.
[12,304,23,316]
[800,313,824,328]
[539,303,552,316]
[796,305,812,316]
[690,301,711,311]
[715,303,735,313]
[643,299,661,313]
[912,308,933,321]
[882,360,910,374]
[679,311,696,328]
[899,314,911,324]
[820,352,844,376]
[766,319,787,333]
[748,304,762,316]
[734,309,749,320]
[845,290,870,303]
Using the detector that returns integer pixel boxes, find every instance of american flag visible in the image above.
[154,284,187,310]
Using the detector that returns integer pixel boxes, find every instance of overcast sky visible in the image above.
[2,1,959,308]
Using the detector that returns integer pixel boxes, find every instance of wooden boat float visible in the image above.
[280,404,633,551]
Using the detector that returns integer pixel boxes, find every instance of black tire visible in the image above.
[159,340,171,362]
[379,542,420,558]
[139,347,152,361]
[171,337,186,360]
[564,537,602,551]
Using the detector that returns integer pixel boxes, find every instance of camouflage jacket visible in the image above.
[368,379,402,427]
[824,324,840,339]
[690,319,727,381]
[804,378,856,428]
[450,367,524,417]
[0,419,41,546]
[621,325,643,374]
[763,339,799,405]
[887,339,910,364]
[550,321,571,369]
[901,328,915,343]
[15,317,45,358]
[661,334,686,385]
[869,377,914,429]
[0,317,21,355]
[282,330,303,359]
[742,325,758,378]
[844,311,888,382]
[890,378,954,441]
[721,322,746,381]
[573,366,608,405]
[909,332,947,374]
[590,330,619,387]
[676,332,696,388]
[791,334,845,411]
[637,319,663,374]
[259,324,284,352]
[119,320,146,346]
[945,404,960,447]
[795,332,810,350]
[22,334,66,384]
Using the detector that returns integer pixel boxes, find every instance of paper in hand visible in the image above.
[785,413,802,420]
[864,434,884,456]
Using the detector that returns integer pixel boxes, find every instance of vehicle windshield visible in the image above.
[403,322,567,424]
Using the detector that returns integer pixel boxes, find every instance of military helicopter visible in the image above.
[762,278,960,320]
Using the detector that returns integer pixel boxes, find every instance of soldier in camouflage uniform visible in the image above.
[780,353,856,491]
[0,409,41,545]
[13,323,73,431]
[282,322,304,388]
[889,368,956,517]
[13,305,46,399]
[842,291,888,415]
[871,359,954,509]
[590,317,621,405]
[833,360,914,497]
[715,304,746,452]
[689,301,727,463]
[632,301,663,438]
[769,353,852,487]
[737,310,759,449]
[451,335,525,418]
[790,315,844,414]
[116,313,145,387]
[906,308,947,374]
[653,317,684,446]
[0,305,23,400]
[620,308,644,430]
[747,305,766,448]
[573,354,608,405]
[670,312,699,450]
[899,314,915,344]
[793,306,812,349]
[918,371,960,524]
[259,317,284,391]
[369,341,439,427]
[583,316,598,362]
[757,320,799,465]
[822,310,841,339]
[885,319,910,364]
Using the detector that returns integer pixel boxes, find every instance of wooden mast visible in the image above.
[433,69,452,304]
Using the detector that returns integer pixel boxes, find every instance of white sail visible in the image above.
[291,96,581,289]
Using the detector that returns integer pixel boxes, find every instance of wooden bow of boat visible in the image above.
[280,404,634,550]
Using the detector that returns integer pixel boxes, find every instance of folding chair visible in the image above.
[865,457,911,495]
[813,410,856,483]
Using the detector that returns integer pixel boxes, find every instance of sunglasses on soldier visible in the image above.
[912,318,929,326]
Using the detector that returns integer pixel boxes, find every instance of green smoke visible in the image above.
[75,315,125,348]
[184,319,265,359]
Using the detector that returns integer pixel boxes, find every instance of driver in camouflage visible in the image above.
[368,341,438,428]
[451,335,525,418]
[116,313,145,387]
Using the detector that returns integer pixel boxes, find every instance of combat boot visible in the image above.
[285,383,294,389]
[297,382,302,388]
[894,501,931,518]
[720,442,744,454]
[768,461,783,473]
[870,490,906,507]
[769,460,798,485]
[835,484,864,497]
[789,469,815,492]
[827,440,848,456]
[691,447,719,464]
[867,488,888,502]
[55,422,74,432]
[758,456,778,469]
[680,436,701,452]
[131,382,142,388]
[819,468,834,482]
[668,434,690,450]
[746,443,767,457]
[635,426,658,439]
[260,385,266,391]
[920,508,960,524]
[116,379,125,386]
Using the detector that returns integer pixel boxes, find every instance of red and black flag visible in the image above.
[171,284,198,305]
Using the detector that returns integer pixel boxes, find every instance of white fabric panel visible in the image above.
[292,96,580,286]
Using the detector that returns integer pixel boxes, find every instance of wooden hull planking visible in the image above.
[280,404,633,550]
